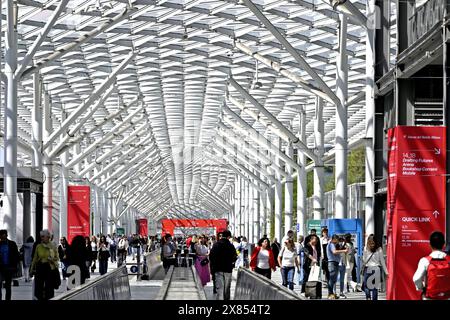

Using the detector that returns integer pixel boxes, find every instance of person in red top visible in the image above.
[250,237,276,279]
[186,235,192,248]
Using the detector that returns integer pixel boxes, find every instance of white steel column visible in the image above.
[59,110,69,238]
[245,141,253,242]
[254,149,261,242]
[101,189,107,235]
[244,180,249,239]
[254,181,260,243]
[314,97,325,220]
[248,183,254,242]
[93,185,101,236]
[335,14,348,219]
[3,0,18,240]
[285,139,294,232]
[298,108,307,236]
[32,74,42,170]
[267,166,275,238]
[234,177,239,236]
[365,0,376,236]
[42,92,53,231]
[239,177,244,236]
[73,144,81,174]
[274,137,283,242]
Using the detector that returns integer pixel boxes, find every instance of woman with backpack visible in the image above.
[278,239,300,290]
[362,235,388,300]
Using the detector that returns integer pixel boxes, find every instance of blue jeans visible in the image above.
[364,268,379,300]
[338,264,346,294]
[281,266,295,290]
[327,261,339,295]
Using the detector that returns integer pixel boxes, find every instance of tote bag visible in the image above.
[308,263,321,282]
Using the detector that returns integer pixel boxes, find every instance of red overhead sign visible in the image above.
[387,126,446,300]
[161,219,228,236]
[67,186,91,244]
[137,219,148,237]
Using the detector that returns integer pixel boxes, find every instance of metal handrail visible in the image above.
[52,265,131,300]
[191,265,207,300]
[156,265,175,300]
[234,267,304,300]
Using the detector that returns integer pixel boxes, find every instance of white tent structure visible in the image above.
[0,0,397,242]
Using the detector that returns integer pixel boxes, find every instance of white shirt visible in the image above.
[279,247,298,268]
[196,244,209,256]
[363,248,388,274]
[413,250,447,291]
[257,249,270,269]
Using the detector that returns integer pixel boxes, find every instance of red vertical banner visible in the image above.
[138,219,148,237]
[387,126,446,300]
[67,185,91,244]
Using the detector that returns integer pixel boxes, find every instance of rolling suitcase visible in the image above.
[305,281,322,299]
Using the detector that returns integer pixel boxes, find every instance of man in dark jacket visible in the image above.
[209,230,237,300]
[0,230,20,300]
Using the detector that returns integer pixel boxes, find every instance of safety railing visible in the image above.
[155,265,175,300]
[191,265,207,300]
[141,249,162,279]
[234,267,304,300]
[52,265,131,300]
[408,0,447,45]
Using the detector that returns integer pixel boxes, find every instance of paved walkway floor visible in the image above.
[4,254,141,300]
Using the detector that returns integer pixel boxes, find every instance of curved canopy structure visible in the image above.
[0,0,396,226]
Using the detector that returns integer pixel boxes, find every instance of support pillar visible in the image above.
[23,191,31,242]
[102,189,108,235]
[3,0,18,240]
[365,0,376,237]
[335,14,348,219]
[297,107,307,236]
[260,183,267,237]
[59,110,69,238]
[314,97,325,220]
[32,74,43,171]
[285,140,293,232]
[254,150,261,242]
[244,180,249,239]
[267,177,274,239]
[93,185,101,236]
[42,92,53,231]
[274,137,283,242]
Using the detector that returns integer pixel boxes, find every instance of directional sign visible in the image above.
[387,126,446,300]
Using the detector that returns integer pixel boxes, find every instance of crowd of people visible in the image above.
[159,228,449,301]
[1,227,448,301]
[0,229,159,300]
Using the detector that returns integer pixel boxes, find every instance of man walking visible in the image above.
[209,230,237,300]
[413,231,450,300]
[0,230,20,300]
[326,234,348,299]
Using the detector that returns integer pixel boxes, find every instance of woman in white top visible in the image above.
[90,236,98,273]
[362,236,388,300]
[250,237,276,279]
[278,239,300,290]
[194,235,211,286]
